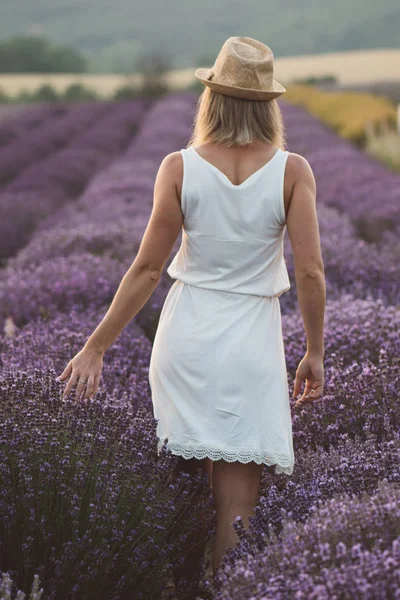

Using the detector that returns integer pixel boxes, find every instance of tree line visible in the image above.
[0,35,87,73]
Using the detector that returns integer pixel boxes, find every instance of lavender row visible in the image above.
[280,202,400,312]
[0,100,149,260]
[213,478,400,599]
[0,103,69,148]
[0,303,153,412]
[6,100,148,195]
[0,94,197,337]
[0,371,214,600]
[1,365,399,599]
[0,101,113,187]
[21,92,196,242]
[280,101,400,240]
[41,91,197,231]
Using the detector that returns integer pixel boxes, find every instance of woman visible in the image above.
[58,37,325,597]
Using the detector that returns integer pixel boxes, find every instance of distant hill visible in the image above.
[0,0,399,73]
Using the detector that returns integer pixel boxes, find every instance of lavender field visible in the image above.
[0,92,399,599]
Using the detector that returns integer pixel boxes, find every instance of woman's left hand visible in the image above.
[57,346,104,401]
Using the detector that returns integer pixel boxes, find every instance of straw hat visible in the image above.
[195,36,286,100]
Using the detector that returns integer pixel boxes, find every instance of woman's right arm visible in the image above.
[285,153,326,405]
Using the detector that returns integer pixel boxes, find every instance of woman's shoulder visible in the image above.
[286,151,313,172]
[285,152,315,184]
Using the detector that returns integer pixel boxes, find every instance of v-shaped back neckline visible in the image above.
[190,146,282,189]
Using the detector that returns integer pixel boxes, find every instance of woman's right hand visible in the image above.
[293,352,324,408]
[57,345,104,401]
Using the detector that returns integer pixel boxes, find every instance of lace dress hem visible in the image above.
[158,440,294,476]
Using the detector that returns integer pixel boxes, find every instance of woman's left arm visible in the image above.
[57,151,184,400]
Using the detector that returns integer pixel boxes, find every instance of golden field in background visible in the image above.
[365,127,400,171]
[283,84,400,172]
[283,84,397,145]
[0,48,398,172]
[0,48,399,98]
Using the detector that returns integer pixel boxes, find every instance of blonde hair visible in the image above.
[187,86,287,150]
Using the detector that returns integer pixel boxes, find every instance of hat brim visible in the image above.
[195,67,286,100]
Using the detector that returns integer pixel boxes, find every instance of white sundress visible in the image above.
[148,145,295,476]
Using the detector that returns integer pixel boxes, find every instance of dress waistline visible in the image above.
[172,279,281,300]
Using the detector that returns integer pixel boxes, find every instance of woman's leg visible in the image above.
[211,460,263,576]
[170,456,213,598]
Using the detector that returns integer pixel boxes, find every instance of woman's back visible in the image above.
[167,143,291,297]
